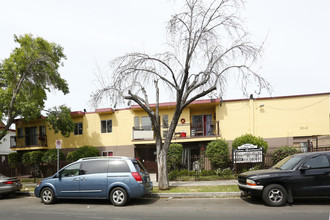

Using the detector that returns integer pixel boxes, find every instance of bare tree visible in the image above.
[91,0,270,189]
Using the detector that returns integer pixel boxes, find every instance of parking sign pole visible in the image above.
[57,148,59,172]
[56,140,61,172]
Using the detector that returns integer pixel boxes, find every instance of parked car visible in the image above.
[238,151,330,206]
[34,156,153,206]
[0,173,22,196]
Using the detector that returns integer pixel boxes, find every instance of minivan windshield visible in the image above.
[273,154,305,170]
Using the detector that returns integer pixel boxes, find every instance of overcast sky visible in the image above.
[1,0,330,112]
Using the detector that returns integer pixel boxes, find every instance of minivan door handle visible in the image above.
[81,177,86,181]
[73,178,79,182]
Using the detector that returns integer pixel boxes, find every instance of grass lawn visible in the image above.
[152,185,239,193]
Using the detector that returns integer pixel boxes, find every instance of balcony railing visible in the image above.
[132,121,220,141]
[10,135,48,148]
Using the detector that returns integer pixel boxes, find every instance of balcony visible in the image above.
[10,135,48,148]
[132,126,154,140]
[132,121,220,141]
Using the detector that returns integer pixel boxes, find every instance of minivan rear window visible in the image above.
[81,160,108,175]
[133,160,146,173]
[108,160,130,172]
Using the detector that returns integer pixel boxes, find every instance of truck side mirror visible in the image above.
[299,165,311,171]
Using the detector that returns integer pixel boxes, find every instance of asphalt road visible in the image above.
[1,194,330,220]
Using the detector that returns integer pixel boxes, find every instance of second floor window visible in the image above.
[39,126,46,137]
[141,116,152,130]
[17,128,24,138]
[101,120,112,133]
[74,122,83,135]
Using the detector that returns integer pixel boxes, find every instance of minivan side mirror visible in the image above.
[54,173,62,179]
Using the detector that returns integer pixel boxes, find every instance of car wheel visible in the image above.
[110,187,128,206]
[41,187,55,204]
[262,184,287,206]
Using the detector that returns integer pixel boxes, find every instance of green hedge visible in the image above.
[271,146,301,164]
[232,134,268,153]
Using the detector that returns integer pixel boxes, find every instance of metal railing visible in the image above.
[10,135,48,148]
[132,121,220,140]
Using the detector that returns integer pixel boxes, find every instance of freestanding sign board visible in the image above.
[233,144,263,163]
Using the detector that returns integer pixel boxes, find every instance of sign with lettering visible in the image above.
[234,144,263,163]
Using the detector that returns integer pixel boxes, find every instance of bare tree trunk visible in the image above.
[157,144,169,189]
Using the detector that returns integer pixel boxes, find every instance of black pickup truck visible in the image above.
[238,151,330,206]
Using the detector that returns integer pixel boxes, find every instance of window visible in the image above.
[17,128,24,139]
[25,127,38,146]
[101,120,112,133]
[74,122,83,135]
[303,155,330,169]
[39,126,46,137]
[102,151,113,156]
[60,163,81,177]
[80,160,108,175]
[162,115,168,128]
[134,117,140,129]
[141,116,152,130]
[134,160,146,173]
[108,160,130,173]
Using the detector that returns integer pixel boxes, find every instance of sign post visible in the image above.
[55,140,62,172]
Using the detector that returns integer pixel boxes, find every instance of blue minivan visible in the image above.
[34,156,153,206]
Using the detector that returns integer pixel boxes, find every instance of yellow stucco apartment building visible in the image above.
[11,92,330,172]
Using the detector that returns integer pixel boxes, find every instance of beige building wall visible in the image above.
[13,93,330,154]
[219,94,330,147]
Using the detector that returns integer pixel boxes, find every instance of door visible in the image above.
[291,154,330,196]
[79,160,108,198]
[192,114,212,136]
[56,162,81,198]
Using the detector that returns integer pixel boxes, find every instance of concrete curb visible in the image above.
[147,192,241,198]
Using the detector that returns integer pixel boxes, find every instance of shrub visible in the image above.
[205,139,230,169]
[66,145,99,162]
[168,170,179,180]
[22,151,44,180]
[232,134,269,153]
[271,146,301,165]
[167,143,183,171]
[216,168,234,178]
[42,149,65,163]
[22,151,44,167]
[8,152,21,168]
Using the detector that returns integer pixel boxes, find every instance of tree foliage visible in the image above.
[91,0,270,189]
[167,143,183,171]
[66,145,99,162]
[271,146,301,165]
[232,134,269,153]
[206,139,230,169]
[0,34,73,140]
[46,105,75,137]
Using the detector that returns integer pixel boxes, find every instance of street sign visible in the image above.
[55,140,62,149]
